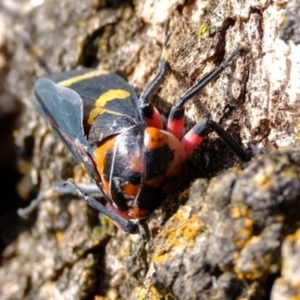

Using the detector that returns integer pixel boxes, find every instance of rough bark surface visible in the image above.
[0,0,299,299]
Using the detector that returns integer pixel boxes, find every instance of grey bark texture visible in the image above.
[0,0,299,299]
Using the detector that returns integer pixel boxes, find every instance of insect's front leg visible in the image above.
[167,47,243,140]
[128,219,151,262]
[138,20,170,129]
[65,179,139,234]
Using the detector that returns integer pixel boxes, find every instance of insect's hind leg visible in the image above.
[138,20,170,129]
[181,119,252,161]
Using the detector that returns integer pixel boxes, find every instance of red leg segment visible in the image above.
[167,115,184,140]
[181,130,204,156]
[181,120,251,161]
[143,106,164,129]
[167,47,243,140]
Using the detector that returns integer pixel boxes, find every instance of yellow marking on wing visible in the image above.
[88,107,124,125]
[87,89,131,124]
[58,70,109,87]
[95,89,130,107]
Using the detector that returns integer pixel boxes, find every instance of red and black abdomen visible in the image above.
[93,125,185,220]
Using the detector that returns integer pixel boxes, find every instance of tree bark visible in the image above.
[0,0,299,299]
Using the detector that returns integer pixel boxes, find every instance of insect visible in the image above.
[34,22,251,254]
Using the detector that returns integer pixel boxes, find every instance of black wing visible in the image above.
[35,78,98,182]
[51,69,145,124]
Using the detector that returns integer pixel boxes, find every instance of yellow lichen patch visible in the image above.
[55,231,64,245]
[234,235,272,280]
[280,14,287,23]
[201,203,210,213]
[237,282,260,300]
[258,176,272,190]
[230,204,250,219]
[16,176,33,200]
[153,208,205,263]
[58,70,109,87]
[235,265,266,281]
[95,89,130,107]
[198,24,208,40]
[253,166,276,190]
[90,222,115,247]
[287,294,300,300]
[178,188,189,202]
[286,228,300,242]
[275,215,286,223]
[231,165,243,174]
[283,166,300,178]
[106,288,119,300]
[234,218,254,249]
[182,214,204,242]
[232,251,240,262]
[298,119,300,145]
[16,159,34,200]
[137,285,163,300]
[98,37,108,52]
[73,163,88,183]
[17,158,32,174]
[77,249,86,258]
[206,177,221,190]
[234,239,244,250]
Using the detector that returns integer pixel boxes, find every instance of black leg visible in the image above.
[65,179,139,234]
[128,219,150,261]
[138,20,170,128]
[167,47,243,138]
[182,120,252,161]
